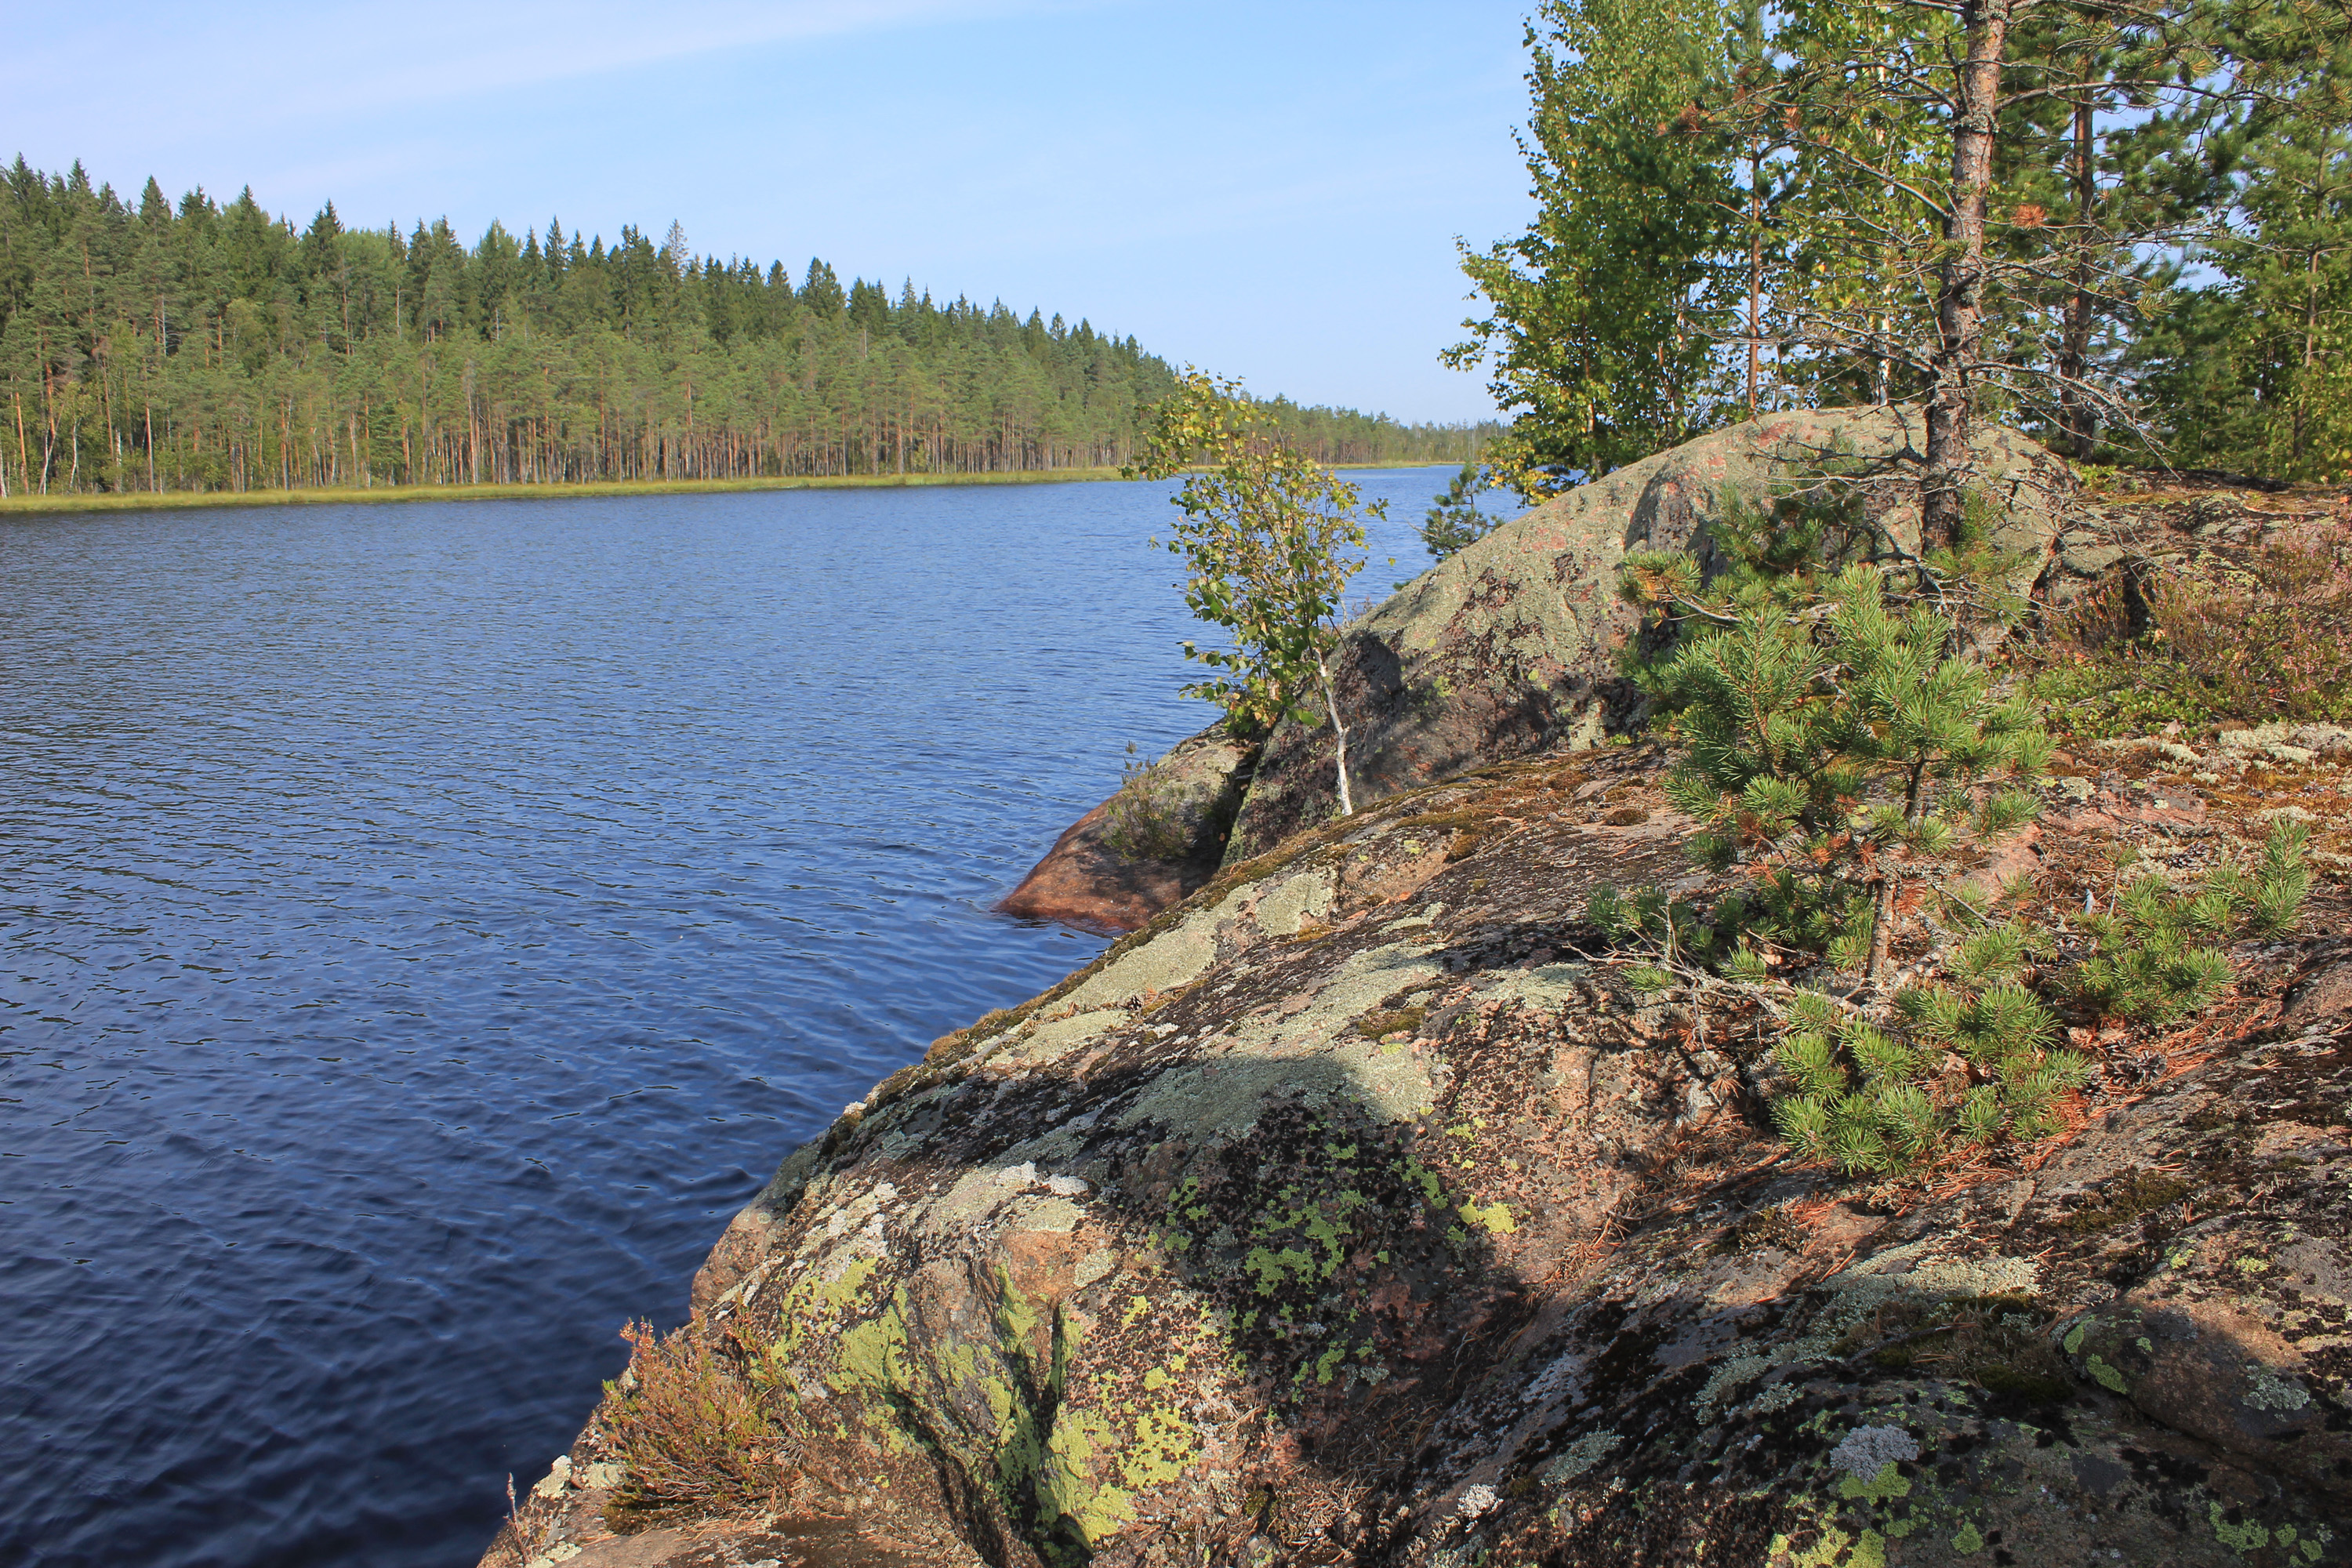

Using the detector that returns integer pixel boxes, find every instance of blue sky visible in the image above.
[13,1,1540,423]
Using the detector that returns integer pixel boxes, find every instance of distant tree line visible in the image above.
[0,158,1492,498]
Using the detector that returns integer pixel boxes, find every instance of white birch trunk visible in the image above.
[1316,648,1354,817]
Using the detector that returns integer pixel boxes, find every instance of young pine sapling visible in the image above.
[1621,485,2051,984]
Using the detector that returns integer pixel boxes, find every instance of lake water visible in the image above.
[0,470,1456,1568]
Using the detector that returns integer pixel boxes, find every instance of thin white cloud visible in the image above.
[18,0,1090,138]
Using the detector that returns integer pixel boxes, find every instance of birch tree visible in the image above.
[1446,0,1739,501]
[1127,371,1378,816]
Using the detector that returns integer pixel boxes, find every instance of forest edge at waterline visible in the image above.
[0,460,1457,517]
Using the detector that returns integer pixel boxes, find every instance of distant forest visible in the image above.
[0,160,1493,497]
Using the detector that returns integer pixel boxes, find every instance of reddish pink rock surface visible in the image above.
[995,797,1204,933]
[996,728,1253,931]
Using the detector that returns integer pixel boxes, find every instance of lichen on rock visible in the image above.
[481,443,2352,1568]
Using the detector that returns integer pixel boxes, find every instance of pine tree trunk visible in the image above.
[1748,142,1763,416]
[1867,872,1895,984]
[2058,96,2098,457]
[1925,0,2013,550]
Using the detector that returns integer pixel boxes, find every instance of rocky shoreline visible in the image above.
[479,416,2352,1568]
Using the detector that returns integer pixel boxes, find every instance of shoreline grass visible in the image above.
[0,467,1124,517]
[0,459,1454,518]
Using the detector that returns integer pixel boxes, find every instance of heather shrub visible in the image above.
[1099,744,1200,862]
[601,1319,784,1527]
[2038,517,2352,733]
[2145,518,2352,721]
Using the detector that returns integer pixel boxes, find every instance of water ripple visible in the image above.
[0,470,1451,1567]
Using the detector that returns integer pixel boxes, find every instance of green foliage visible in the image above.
[1098,743,1198,862]
[0,158,1494,497]
[1421,461,1504,560]
[2076,820,2309,1020]
[1748,818,2308,1174]
[1765,973,2080,1171]
[1127,373,1378,807]
[1446,0,1740,499]
[2134,14,2352,482]
[1622,484,2051,980]
[1580,472,2318,1178]
[1588,881,1722,965]
[2023,654,2232,740]
[2144,522,2352,722]
[1457,0,2350,497]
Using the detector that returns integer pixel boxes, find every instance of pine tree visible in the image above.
[1420,461,1501,559]
[1620,484,2050,983]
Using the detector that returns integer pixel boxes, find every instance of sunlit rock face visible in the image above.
[997,729,1254,933]
[484,707,2352,1567]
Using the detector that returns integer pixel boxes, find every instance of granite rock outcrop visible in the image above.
[1007,407,2067,934]
[478,440,2352,1568]
[486,728,2352,1568]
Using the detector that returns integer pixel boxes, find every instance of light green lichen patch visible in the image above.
[1486,962,1595,1017]
[1132,1081,1499,1399]
[2212,1503,2271,1552]
[1837,1462,1911,1504]
[1252,866,1338,936]
[1004,1008,1130,1067]
[1062,882,1256,1014]
[1770,1523,1886,1568]
[2245,1365,2313,1412]
[1112,937,1446,1140]
[1543,1429,1622,1483]
[1462,1199,1517,1235]
[1118,1405,1199,1490]
[1036,1406,1133,1547]
[833,1287,914,1395]
[918,1162,1087,1242]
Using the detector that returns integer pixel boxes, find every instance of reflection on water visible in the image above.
[0,470,1453,1568]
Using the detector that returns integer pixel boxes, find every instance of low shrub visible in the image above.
[1620,484,2047,985]
[601,1319,784,1528]
[1099,745,1201,862]
[2024,654,2229,739]
[2145,519,2352,722]
[2034,518,2352,733]
[1594,470,2316,1179]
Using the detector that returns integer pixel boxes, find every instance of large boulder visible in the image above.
[1225,405,2067,859]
